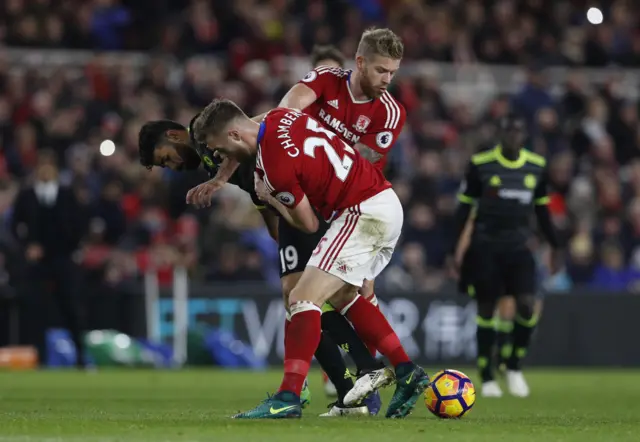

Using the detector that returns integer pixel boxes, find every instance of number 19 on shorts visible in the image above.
[279,246,299,274]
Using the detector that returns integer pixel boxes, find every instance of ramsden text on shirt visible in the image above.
[317,109,361,144]
[276,110,303,157]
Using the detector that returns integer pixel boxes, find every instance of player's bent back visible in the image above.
[257,108,391,220]
[256,108,402,287]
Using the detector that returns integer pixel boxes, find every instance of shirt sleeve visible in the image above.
[258,148,305,209]
[264,170,304,209]
[297,67,332,99]
[357,99,406,154]
[457,162,482,204]
[533,169,550,205]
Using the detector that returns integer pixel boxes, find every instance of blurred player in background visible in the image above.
[209,28,407,406]
[194,100,429,419]
[309,44,345,70]
[455,215,545,376]
[449,114,562,398]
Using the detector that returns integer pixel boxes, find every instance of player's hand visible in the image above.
[254,173,271,202]
[186,179,223,208]
[548,248,564,276]
[446,255,460,280]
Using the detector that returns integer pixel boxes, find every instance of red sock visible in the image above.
[284,315,291,342]
[279,304,321,396]
[364,294,380,357]
[344,296,410,367]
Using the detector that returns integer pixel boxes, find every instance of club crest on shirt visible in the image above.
[353,115,371,133]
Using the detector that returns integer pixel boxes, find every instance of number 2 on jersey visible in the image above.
[303,118,355,182]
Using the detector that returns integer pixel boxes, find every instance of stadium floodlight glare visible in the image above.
[99,139,116,156]
[587,7,603,25]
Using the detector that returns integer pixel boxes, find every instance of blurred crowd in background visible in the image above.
[1,0,640,294]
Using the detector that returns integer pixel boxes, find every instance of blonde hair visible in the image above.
[356,27,404,60]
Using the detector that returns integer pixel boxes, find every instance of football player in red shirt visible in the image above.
[276,26,406,406]
[160,45,384,416]
[202,28,407,404]
[193,100,429,419]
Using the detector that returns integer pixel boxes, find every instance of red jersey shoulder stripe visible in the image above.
[380,91,402,130]
[315,66,350,78]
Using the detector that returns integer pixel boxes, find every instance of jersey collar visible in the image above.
[495,144,527,169]
[257,121,267,148]
[346,71,374,104]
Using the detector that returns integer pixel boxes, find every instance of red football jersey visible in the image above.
[299,66,406,172]
[255,108,391,220]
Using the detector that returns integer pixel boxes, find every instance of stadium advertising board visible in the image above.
[155,288,640,367]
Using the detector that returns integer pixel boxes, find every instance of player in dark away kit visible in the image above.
[137,47,384,417]
[448,114,563,398]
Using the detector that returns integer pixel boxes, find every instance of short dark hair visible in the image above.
[310,45,345,68]
[193,99,246,143]
[138,120,185,169]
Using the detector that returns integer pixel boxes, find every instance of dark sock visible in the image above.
[476,316,496,382]
[314,331,354,403]
[321,310,382,373]
[495,318,513,368]
[506,314,538,371]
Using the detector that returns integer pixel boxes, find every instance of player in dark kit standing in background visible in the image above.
[448,114,563,398]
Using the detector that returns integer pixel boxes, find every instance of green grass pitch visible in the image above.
[0,368,638,442]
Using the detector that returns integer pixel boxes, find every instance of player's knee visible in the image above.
[328,284,358,312]
[534,298,544,317]
[515,295,536,320]
[359,279,374,298]
[288,285,324,307]
[477,299,497,319]
[497,296,516,319]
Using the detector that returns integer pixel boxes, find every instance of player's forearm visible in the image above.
[278,83,317,111]
[354,143,383,164]
[259,208,279,242]
[449,203,473,255]
[266,196,317,233]
[455,219,474,262]
[211,157,240,185]
[534,204,560,249]
[265,196,301,229]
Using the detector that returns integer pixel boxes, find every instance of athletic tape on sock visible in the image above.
[290,301,322,316]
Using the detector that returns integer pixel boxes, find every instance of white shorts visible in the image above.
[307,188,403,287]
